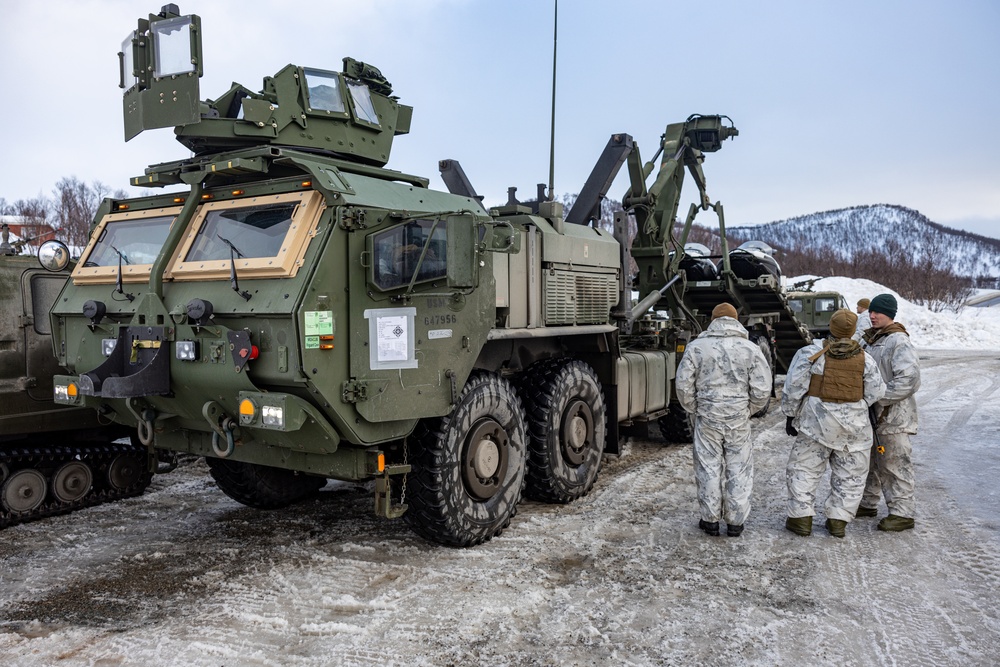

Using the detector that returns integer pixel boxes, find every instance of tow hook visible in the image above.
[375,464,411,519]
[211,417,238,458]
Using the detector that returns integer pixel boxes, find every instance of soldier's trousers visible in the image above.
[692,417,753,525]
[786,435,870,522]
[860,431,916,518]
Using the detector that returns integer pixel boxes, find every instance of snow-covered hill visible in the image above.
[730,204,1000,280]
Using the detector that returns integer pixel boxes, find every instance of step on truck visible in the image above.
[52,5,809,546]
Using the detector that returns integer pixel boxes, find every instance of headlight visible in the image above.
[54,382,79,403]
[102,339,118,357]
[262,405,285,428]
[176,340,198,361]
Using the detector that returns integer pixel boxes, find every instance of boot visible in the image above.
[877,514,915,532]
[825,518,847,538]
[785,516,812,537]
[855,506,878,518]
[698,519,720,536]
[727,524,744,537]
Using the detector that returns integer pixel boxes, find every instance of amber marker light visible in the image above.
[320,335,334,350]
[231,189,245,196]
[173,197,186,204]
[377,452,385,473]
[239,398,256,422]
[300,180,312,188]
[201,193,215,200]
[115,203,130,211]
[54,382,79,402]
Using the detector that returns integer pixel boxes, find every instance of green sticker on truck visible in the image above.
[304,311,333,349]
[305,311,334,335]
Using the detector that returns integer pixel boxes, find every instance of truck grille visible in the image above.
[544,270,618,325]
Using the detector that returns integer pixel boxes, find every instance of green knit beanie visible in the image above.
[869,293,897,319]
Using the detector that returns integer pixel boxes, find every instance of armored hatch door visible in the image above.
[22,269,67,401]
[345,215,465,423]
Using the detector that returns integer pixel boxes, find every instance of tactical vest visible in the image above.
[806,352,865,403]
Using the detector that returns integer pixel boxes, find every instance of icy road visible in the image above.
[1,349,999,666]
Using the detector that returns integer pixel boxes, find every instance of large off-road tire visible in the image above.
[658,402,694,445]
[520,359,605,503]
[206,458,325,509]
[405,372,527,547]
[748,330,776,419]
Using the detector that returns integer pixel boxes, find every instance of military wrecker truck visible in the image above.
[0,228,151,528]
[52,5,808,546]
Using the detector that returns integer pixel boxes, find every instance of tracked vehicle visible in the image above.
[0,229,151,528]
[785,284,849,338]
[52,5,808,546]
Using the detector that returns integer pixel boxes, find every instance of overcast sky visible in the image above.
[2,0,998,238]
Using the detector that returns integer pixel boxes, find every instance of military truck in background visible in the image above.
[0,228,151,528]
[51,5,809,546]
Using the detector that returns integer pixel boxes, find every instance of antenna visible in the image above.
[547,0,558,202]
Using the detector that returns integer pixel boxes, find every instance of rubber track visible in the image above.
[0,441,152,530]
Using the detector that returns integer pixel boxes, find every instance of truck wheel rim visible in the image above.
[560,399,593,467]
[52,462,93,503]
[2,469,47,513]
[462,417,509,501]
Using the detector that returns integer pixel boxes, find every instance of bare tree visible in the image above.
[51,177,98,248]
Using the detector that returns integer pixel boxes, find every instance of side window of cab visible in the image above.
[370,219,447,290]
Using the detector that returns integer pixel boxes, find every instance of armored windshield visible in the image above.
[120,32,137,89]
[85,217,172,266]
[72,209,177,284]
[348,81,379,126]
[184,203,296,262]
[167,191,324,281]
[304,69,346,113]
[152,16,195,78]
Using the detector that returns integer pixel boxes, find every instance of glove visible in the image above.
[785,416,798,437]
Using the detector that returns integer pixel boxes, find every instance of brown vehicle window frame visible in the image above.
[71,206,180,285]
[166,190,324,281]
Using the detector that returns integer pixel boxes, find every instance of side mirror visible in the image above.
[446,215,479,289]
[38,240,71,272]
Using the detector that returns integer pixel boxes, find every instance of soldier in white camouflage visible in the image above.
[675,303,772,537]
[856,293,921,532]
[782,309,886,538]
[852,298,872,342]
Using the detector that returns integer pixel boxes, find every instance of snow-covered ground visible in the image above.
[1,277,999,666]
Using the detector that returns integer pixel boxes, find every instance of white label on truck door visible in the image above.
[364,307,418,369]
[428,329,452,340]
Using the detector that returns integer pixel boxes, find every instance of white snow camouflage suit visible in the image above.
[675,317,772,526]
[860,326,921,518]
[781,340,886,521]
[852,310,872,342]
